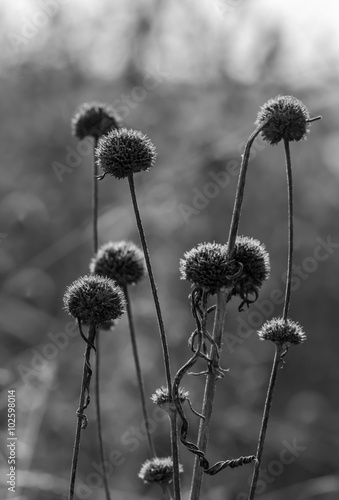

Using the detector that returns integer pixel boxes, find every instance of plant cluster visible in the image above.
[63,96,321,499]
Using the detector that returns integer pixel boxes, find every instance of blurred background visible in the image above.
[1,0,339,499]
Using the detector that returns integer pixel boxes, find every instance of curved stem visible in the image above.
[124,285,156,457]
[95,334,112,500]
[189,289,230,500]
[127,174,172,394]
[282,139,294,321]
[68,323,96,500]
[248,343,283,500]
[226,121,269,253]
[127,174,179,496]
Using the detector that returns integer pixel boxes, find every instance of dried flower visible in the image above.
[255,95,310,144]
[71,102,121,140]
[180,242,238,294]
[230,236,270,308]
[258,317,306,345]
[151,386,189,413]
[63,275,125,325]
[138,457,184,484]
[90,241,146,287]
[96,128,157,179]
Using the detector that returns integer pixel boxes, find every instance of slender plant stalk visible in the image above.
[227,121,269,253]
[169,410,182,500]
[248,137,295,499]
[127,174,181,498]
[91,137,112,500]
[189,288,230,500]
[189,122,269,500]
[247,343,283,500]
[124,285,156,457]
[94,334,111,500]
[68,323,96,500]
[93,137,99,254]
[127,175,172,392]
[282,138,293,321]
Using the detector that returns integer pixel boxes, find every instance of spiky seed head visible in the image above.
[255,95,310,144]
[138,457,184,484]
[63,274,125,325]
[96,128,157,179]
[71,102,122,140]
[257,317,306,345]
[230,236,270,306]
[180,242,237,295]
[90,241,146,287]
[151,386,189,413]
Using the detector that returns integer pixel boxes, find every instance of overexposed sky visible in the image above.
[2,0,339,85]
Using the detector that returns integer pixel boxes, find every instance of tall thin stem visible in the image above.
[94,334,111,500]
[127,174,172,394]
[189,288,230,500]
[248,343,283,500]
[92,136,111,500]
[282,139,293,321]
[127,174,180,497]
[189,123,268,500]
[169,410,182,500]
[68,323,96,500]
[93,137,99,254]
[124,285,156,457]
[227,121,269,253]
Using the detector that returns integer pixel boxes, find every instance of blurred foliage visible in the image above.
[1,1,339,499]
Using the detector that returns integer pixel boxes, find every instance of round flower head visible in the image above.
[258,317,306,345]
[255,95,310,144]
[180,242,238,295]
[96,128,157,179]
[151,386,189,413]
[63,274,125,325]
[230,236,270,310]
[71,102,122,140]
[90,241,146,287]
[138,457,183,484]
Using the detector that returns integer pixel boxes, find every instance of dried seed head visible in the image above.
[180,242,237,294]
[151,386,189,413]
[255,95,310,144]
[230,236,270,307]
[71,102,121,140]
[63,274,125,325]
[90,241,146,287]
[258,317,306,345]
[96,128,157,179]
[138,457,184,484]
